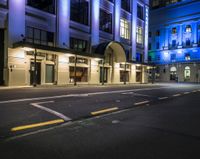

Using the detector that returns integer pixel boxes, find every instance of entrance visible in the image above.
[136,72,142,82]
[30,62,41,85]
[0,29,4,85]
[170,66,177,81]
[100,67,108,83]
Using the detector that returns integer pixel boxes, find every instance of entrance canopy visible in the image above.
[95,41,127,63]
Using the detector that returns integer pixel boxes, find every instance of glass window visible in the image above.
[184,66,190,80]
[70,37,88,52]
[136,53,143,62]
[137,4,144,20]
[120,19,130,40]
[100,9,112,33]
[27,0,55,14]
[186,25,192,33]
[45,64,54,83]
[120,71,129,82]
[136,27,143,44]
[185,53,190,61]
[170,54,176,61]
[69,67,88,83]
[26,26,54,46]
[121,0,130,12]
[70,0,89,25]
[172,27,177,34]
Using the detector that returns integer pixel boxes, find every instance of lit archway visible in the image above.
[184,66,190,80]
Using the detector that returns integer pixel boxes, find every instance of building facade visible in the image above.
[149,0,200,83]
[0,0,149,86]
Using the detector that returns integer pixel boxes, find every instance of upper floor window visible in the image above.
[185,25,192,33]
[156,30,160,36]
[120,19,130,40]
[70,0,89,25]
[137,4,144,20]
[27,0,55,14]
[121,0,130,12]
[26,26,54,46]
[136,27,143,45]
[185,53,190,61]
[70,37,88,52]
[100,9,112,34]
[172,27,177,34]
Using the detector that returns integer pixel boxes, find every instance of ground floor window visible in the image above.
[184,66,190,81]
[69,67,88,83]
[45,64,54,83]
[170,66,177,81]
[100,67,108,83]
[136,72,142,82]
[120,71,129,82]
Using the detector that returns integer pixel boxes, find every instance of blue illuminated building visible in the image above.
[0,0,149,86]
[149,0,200,82]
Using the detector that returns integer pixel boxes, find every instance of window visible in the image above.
[186,25,192,33]
[69,57,88,65]
[120,19,130,39]
[45,64,54,83]
[121,0,130,12]
[185,53,190,61]
[70,37,88,52]
[186,38,191,46]
[69,67,88,83]
[172,27,177,34]
[149,32,152,38]
[27,0,55,14]
[137,4,144,20]
[170,54,176,61]
[120,71,129,82]
[156,42,160,49]
[26,27,54,46]
[156,30,160,36]
[148,43,152,50]
[156,54,160,61]
[184,66,190,80]
[136,27,143,44]
[70,0,89,25]
[172,40,176,47]
[136,53,143,62]
[100,9,112,33]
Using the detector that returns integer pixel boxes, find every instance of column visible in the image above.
[114,0,121,42]
[144,5,149,63]
[91,0,100,46]
[178,24,183,48]
[131,0,137,61]
[164,27,169,49]
[193,22,198,46]
[8,0,26,47]
[57,0,70,48]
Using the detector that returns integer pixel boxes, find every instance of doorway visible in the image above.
[100,67,108,83]
[0,29,4,85]
[30,62,41,85]
[170,66,177,81]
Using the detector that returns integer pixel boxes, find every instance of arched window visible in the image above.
[184,66,190,80]
[170,66,177,80]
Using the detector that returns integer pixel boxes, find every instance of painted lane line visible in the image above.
[158,97,169,100]
[183,92,190,95]
[173,94,181,97]
[192,90,197,93]
[134,101,149,106]
[11,119,64,132]
[91,107,119,116]
[30,101,71,121]
[0,87,169,104]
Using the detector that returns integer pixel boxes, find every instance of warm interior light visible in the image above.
[22,47,34,52]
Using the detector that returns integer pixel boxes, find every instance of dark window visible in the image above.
[156,30,160,36]
[26,27,54,46]
[45,64,54,83]
[148,43,152,50]
[0,29,4,85]
[172,27,177,34]
[149,32,152,38]
[172,40,176,47]
[137,4,144,20]
[186,38,191,46]
[70,37,88,52]
[156,42,160,49]
[136,53,143,62]
[27,0,55,14]
[125,50,130,61]
[156,55,160,61]
[100,9,112,33]
[148,56,152,62]
[170,54,176,61]
[121,0,130,12]
[70,0,89,25]
[107,0,114,2]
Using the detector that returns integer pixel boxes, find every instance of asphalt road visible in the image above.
[0,83,200,159]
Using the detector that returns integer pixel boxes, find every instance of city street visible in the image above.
[0,83,200,159]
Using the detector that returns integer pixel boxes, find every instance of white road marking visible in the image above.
[192,90,197,93]
[183,92,190,95]
[0,87,168,104]
[158,97,169,100]
[173,94,181,97]
[134,101,149,106]
[30,101,71,121]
